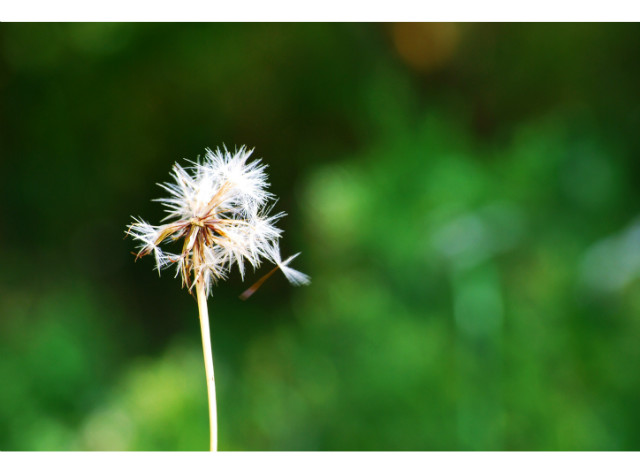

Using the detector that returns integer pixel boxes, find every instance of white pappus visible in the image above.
[127,146,310,297]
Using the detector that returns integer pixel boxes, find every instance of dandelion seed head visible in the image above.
[128,146,309,297]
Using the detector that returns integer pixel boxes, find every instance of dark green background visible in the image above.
[2,23,640,450]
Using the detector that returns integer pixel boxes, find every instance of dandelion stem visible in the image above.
[196,281,218,452]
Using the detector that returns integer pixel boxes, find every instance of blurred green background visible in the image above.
[1,23,640,451]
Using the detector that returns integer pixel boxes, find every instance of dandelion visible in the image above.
[127,146,309,451]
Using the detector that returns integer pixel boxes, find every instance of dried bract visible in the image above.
[127,147,309,296]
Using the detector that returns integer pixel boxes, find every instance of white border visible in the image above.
[1,0,640,21]
[1,452,640,473]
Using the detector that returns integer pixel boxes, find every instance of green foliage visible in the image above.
[1,23,640,450]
